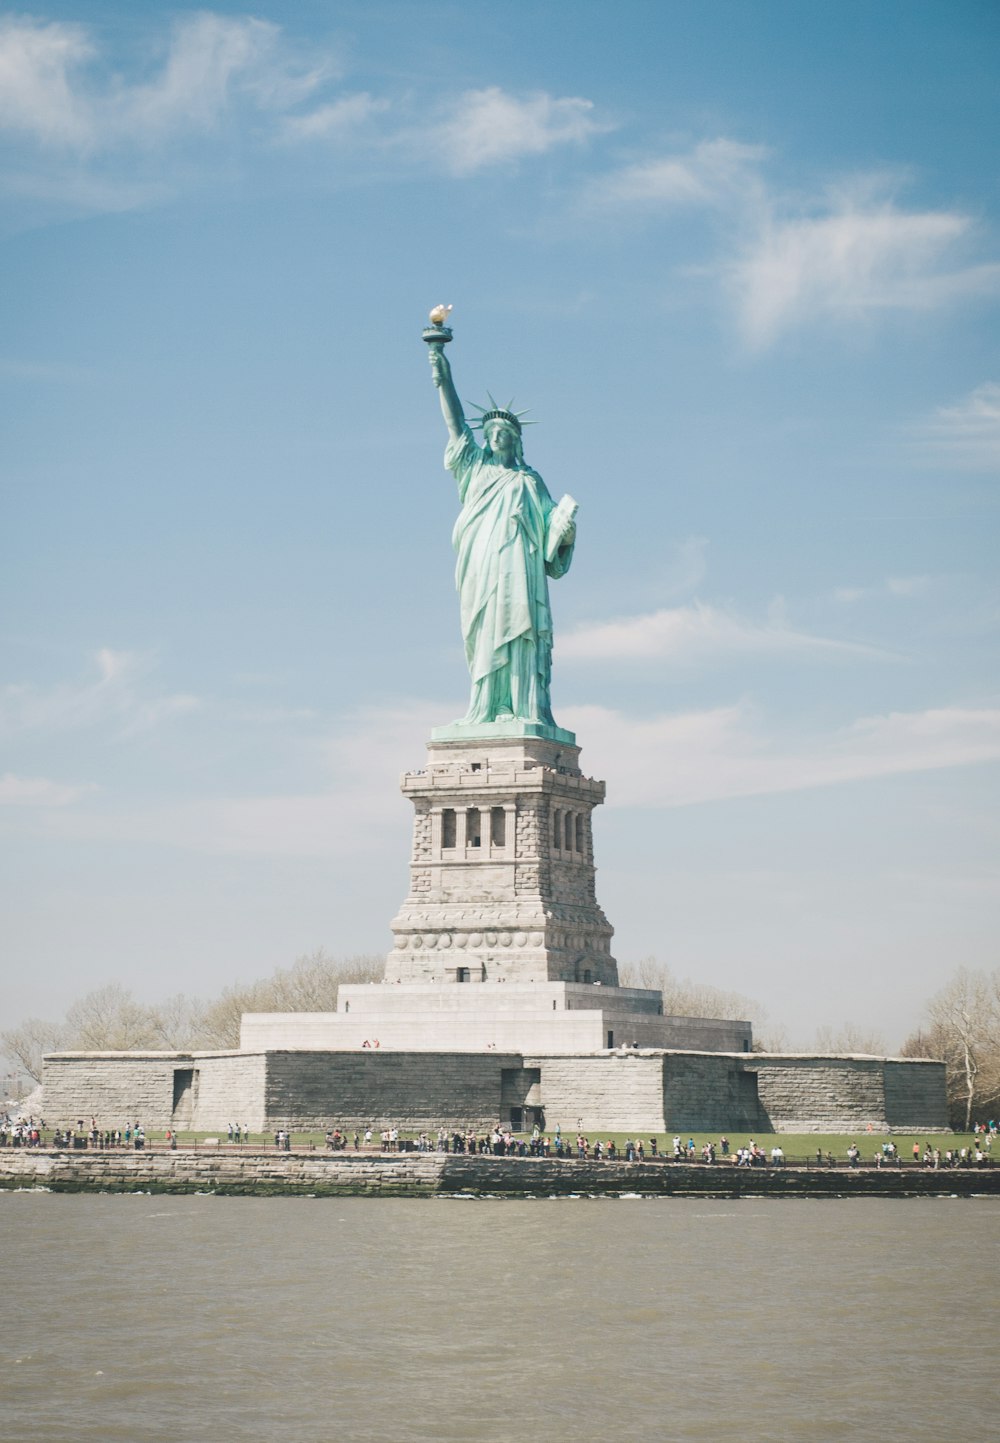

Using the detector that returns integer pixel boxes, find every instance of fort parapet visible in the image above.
[40,1046,947,1135]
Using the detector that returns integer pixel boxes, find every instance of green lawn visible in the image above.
[144,1128,992,1165]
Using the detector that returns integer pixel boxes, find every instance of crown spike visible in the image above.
[469,392,539,436]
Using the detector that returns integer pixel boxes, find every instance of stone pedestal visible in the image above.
[386,734,617,985]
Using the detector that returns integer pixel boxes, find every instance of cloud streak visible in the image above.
[0,13,328,153]
[909,381,1000,472]
[587,137,766,210]
[33,700,445,859]
[560,600,886,663]
[563,702,1000,808]
[833,575,933,605]
[0,773,95,807]
[430,87,606,175]
[590,139,1000,346]
[0,649,199,740]
[0,16,609,222]
[0,16,95,148]
[27,696,999,852]
[727,195,1000,348]
[277,93,387,143]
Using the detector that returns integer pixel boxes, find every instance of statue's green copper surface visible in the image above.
[425,314,577,744]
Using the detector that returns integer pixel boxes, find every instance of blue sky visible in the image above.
[1,1,998,1046]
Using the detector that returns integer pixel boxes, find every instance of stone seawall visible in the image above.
[1,1150,995,1198]
[0,1149,443,1196]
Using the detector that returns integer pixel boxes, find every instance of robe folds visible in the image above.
[445,425,575,724]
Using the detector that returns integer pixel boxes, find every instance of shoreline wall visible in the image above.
[1,1150,995,1199]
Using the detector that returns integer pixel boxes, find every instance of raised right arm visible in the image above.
[428,345,466,440]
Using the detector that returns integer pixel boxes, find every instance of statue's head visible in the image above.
[471,395,532,466]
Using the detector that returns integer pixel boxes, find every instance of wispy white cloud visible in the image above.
[0,773,95,807]
[0,16,94,147]
[47,791,382,859]
[0,649,200,740]
[431,87,606,175]
[560,600,885,663]
[0,164,170,218]
[0,19,604,218]
[591,137,1000,346]
[277,93,387,143]
[120,13,325,140]
[727,193,1000,348]
[36,700,444,859]
[562,701,1000,808]
[0,13,330,154]
[587,137,765,210]
[833,575,933,604]
[909,381,1000,472]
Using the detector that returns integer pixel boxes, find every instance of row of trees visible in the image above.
[2,951,384,1086]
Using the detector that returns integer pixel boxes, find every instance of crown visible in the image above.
[468,393,536,434]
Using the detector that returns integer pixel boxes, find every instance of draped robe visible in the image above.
[445,424,575,725]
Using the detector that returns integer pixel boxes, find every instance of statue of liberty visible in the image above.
[424,308,577,739]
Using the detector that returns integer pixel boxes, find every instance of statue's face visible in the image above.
[487,420,518,459]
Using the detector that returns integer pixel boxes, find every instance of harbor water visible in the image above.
[2,1192,996,1442]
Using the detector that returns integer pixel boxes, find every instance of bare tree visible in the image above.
[4,984,160,1080]
[4,952,389,1069]
[63,983,159,1051]
[753,1021,790,1053]
[618,956,764,1025]
[146,993,209,1050]
[1,1018,68,1085]
[199,951,385,1049]
[199,979,279,1049]
[814,1023,887,1055]
[898,1031,936,1059]
[900,967,1000,1128]
[923,967,1000,1130]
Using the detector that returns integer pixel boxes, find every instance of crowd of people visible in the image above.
[0,1113,149,1149]
[0,1117,43,1147]
[313,1120,998,1167]
[2,1107,996,1164]
[311,1122,996,1167]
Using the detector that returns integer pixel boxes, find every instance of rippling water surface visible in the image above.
[2,1193,996,1443]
